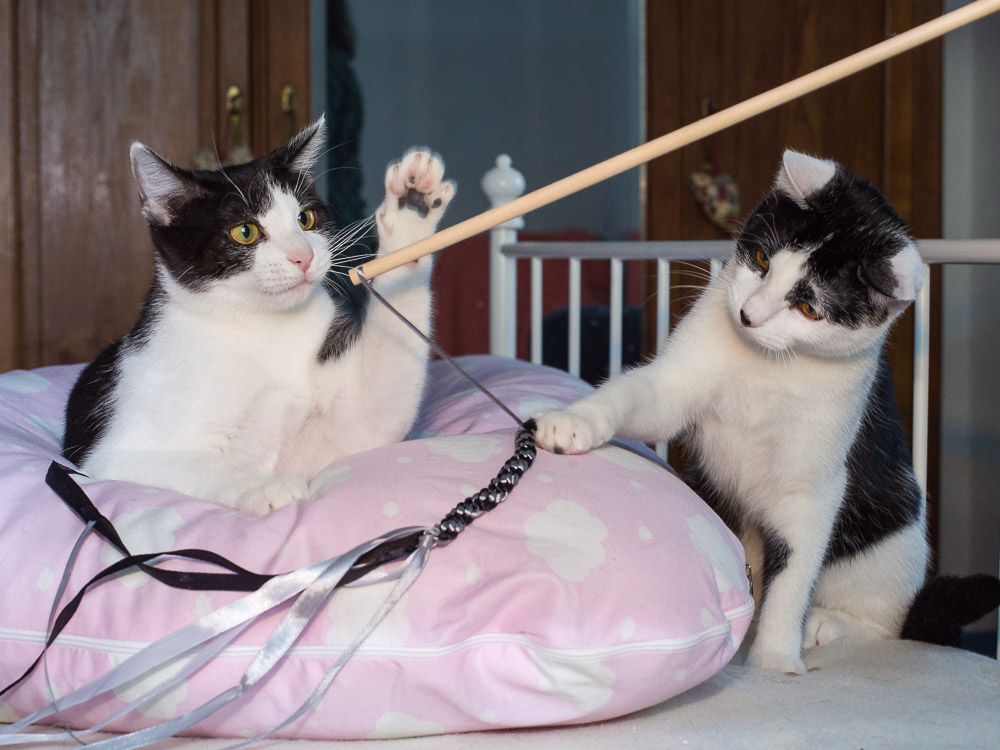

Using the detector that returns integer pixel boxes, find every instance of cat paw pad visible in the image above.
[377,150,454,254]
[533,409,607,455]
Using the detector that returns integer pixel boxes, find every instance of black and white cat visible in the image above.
[63,117,454,516]
[534,150,930,674]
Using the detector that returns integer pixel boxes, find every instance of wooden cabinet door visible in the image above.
[0,0,310,371]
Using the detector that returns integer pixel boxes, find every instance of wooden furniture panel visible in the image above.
[31,0,203,366]
[251,0,312,154]
[0,0,17,372]
[2,0,311,371]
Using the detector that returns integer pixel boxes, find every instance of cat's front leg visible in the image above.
[534,353,704,454]
[747,483,844,674]
[365,149,454,348]
[327,150,454,451]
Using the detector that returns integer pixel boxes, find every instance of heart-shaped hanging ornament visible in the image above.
[690,101,740,233]
[690,166,740,232]
[690,143,740,232]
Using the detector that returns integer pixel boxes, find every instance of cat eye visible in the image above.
[297,210,317,231]
[799,301,821,320]
[229,223,260,245]
[755,248,770,272]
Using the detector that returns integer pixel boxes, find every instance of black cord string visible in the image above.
[356,268,525,428]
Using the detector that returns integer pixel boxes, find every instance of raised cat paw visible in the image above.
[237,475,309,515]
[376,149,455,256]
[533,408,610,455]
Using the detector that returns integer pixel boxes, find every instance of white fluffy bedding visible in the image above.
[15,637,999,748]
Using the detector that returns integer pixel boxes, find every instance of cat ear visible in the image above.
[887,242,926,303]
[775,150,838,208]
[130,144,198,226]
[863,242,926,313]
[281,115,327,176]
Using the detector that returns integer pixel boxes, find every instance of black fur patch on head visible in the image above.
[734,164,913,329]
[142,146,337,293]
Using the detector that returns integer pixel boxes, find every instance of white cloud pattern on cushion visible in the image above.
[466,563,483,585]
[425,435,504,463]
[368,712,445,739]
[517,395,562,419]
[525,500,607,582]
[687,515,745,595]
[25,415,64,443]
[0,371,50,394]
[592,445,656,473]
[108,654,188,719]
[529,650,616,712]
[327,581,411,648]
[308,465,352,498]
[98,505,186,589]
[195,593,212,617]
[36,567,54,591]
[618,617,636,639]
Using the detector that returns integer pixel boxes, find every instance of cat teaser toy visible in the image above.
[3,0,999,745]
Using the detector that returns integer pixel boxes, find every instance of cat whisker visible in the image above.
[311,139,360,165]
[329,215,377,257]
[333,211,377,233]
[294,144,346,189]
[290,140,363,199]
[329,234,376,262]
[309,166,365,187]
[335,212,377,236]
[331,220,375,244]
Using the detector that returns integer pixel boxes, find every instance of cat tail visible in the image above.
[900,574,1000,647]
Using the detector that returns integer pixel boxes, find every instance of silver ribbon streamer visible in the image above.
[0,526,430,748]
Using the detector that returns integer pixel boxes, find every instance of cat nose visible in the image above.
[287,245,314,273]
[740,309,753,327]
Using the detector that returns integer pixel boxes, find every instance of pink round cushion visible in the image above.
[0,356,752,740]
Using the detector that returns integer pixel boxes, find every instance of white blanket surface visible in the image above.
[14,637,999,749]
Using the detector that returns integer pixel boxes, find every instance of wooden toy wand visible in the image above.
[350,0,1000,286]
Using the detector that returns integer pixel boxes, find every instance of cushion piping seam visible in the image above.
[0,600,753,662]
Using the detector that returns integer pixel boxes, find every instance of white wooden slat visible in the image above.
[489,226,518,358]
[568,258,581,378]
[656,258,670,353]
[530,257,543,364]
[610,258,624,377]
[912,263,931,494]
